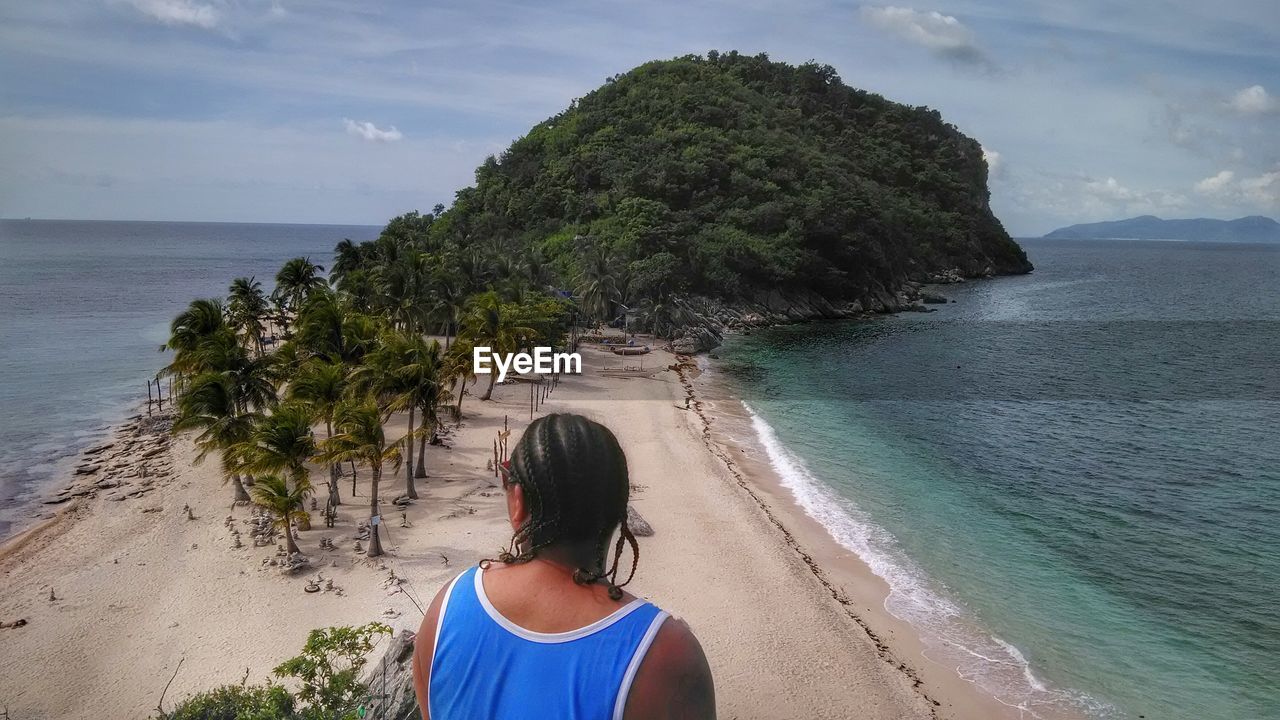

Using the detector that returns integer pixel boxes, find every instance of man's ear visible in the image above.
[508,482,530,532]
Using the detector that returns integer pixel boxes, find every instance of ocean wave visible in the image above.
[741,400,1108,718]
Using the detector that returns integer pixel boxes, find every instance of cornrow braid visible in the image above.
[482,413,638,601]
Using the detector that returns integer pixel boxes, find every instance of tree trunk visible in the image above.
[231,474,251,503]
[404,406,418,499]
[367,464,383,557]
[326,419,340,506]
[350,461,358,496]
[455,379,467,422]
[481,372,497,401]
[415,411,428,478]
[283,517,301,556]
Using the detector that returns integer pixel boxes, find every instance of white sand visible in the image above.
[0,343,1018,719]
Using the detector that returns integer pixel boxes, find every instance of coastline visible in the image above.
[4,342,1022,719]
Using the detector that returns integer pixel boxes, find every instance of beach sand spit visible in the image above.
[0,344,1014,720]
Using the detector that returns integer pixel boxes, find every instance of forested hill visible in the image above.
[1044,215,1280,242]
[433,52,1030,311]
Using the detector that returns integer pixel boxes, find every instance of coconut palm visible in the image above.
[574,242,619,323]
[442,338,476,422]
[227,276,270,355]
[163,298,230,380]
[287,359,348,505]
[172,372,260,502]
[293,290,380,366]
[233,403,317,528]
[351,331,443,497]
[250,475,308,556]
[459,291,535,401]
[316,400,400,557]
[275,256,326,316]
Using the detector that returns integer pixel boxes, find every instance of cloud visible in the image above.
[861,6,986,65]
[343,119,403,143]
[982,147,1004,179]
[1194,170,1235,194]
[1192,169,1279,208]
[1228,85,1275,114]
[1084,176,1136,202]
[124,0,218,29]
[1240,172,1279,207]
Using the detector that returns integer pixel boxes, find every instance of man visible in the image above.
[413,413,715,719]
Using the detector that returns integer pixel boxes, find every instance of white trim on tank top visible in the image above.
[475,564,647,644]
[427,569,468,720]
[611,610,669,720]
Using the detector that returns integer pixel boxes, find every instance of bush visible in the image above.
[165,684,295,720]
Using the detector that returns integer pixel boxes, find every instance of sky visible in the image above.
[0,0,1276,235]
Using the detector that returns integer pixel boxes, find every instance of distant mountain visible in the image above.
[1043,215,1280,243]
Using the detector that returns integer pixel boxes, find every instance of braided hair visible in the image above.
[482,413,639,601]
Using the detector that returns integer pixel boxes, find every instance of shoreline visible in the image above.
[676,359,1059,720]
[4,342,1029,719]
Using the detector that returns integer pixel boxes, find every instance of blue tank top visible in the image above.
[427,565,669,720]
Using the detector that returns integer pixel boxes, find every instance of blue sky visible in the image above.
[1,0,1276,235]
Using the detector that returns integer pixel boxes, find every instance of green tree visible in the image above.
[251,474,309,556]
[272,623,392,717]
[316,400,400,557]
[459,291,535,401]
[172,372,260,503]
[287,359,348,506]
[228,276,270,356]
[275,257,327,318]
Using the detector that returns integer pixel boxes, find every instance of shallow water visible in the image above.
[718,239,1280,719]
[0,220,378,536]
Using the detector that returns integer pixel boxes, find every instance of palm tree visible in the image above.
[442,339,476,422]
[227,276,269,356]
[459,291,535,401]
[275,256,327,317]
[250,475,308,556]
[330,239,365,289]
[574,242,619,323]
[293,290,380,366]
[234,402,317,529]
[317,400,400,557]
[351,331,442,498]
[163,298,229,380]
[287,359,347,506]
[172,372,259,502]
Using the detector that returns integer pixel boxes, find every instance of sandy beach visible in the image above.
[0,342,1024,720]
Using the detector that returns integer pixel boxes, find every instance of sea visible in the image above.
[0,220,379,538]
[1,223,1277,718]
[713,238,1280,719]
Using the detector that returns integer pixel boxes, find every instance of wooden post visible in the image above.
[493,440,499,478]
[146,379,153,416]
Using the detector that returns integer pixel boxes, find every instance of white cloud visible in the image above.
[1228,85,1275,114]
[1194,170,1235,194]
[343,119,403,143]
[982,147,1004,179]
[1240,171,1279,207]
[1191,169,1279,208]
[861,6,985,64]
[124,0,218,29]
[1084,176,1136,201]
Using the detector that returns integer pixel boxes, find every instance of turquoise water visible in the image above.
[717,239,1280,719]
[0,220,378,537]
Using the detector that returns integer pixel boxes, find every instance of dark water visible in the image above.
[0,220,378,536]
[718,239,1280,719]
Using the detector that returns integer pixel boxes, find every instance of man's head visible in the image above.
[493,413,638,599]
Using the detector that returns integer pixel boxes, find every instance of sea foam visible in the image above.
[741,400,1103,718]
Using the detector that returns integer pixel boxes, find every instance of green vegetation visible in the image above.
[165,51,1026,560]
[429,51,1029,326]
[159,623,391,720]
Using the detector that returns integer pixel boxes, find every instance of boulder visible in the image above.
[359,630,421,720]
